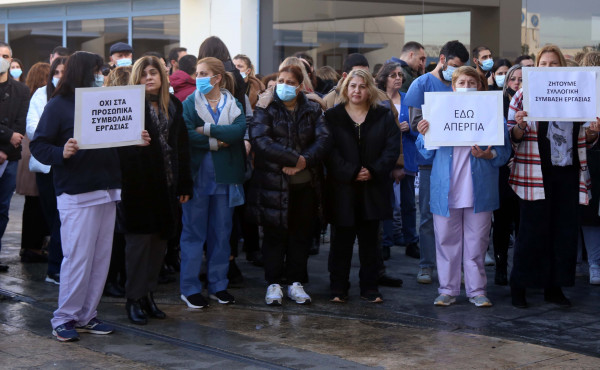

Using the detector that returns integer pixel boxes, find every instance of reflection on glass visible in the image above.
[272,0,470,73]
[522,0,600,58]
[67,18,128,62]
[133,15,180,59]
[9,22,62,68]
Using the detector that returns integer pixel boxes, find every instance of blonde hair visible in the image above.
[339,69,379,109]
[581,51,600,67]
[197,57,235,95]
[536,45,567,67]
[233,54,255,78]
[279,56,314,92]
[130,56,171,119]
[451,66,482,90]
[106,66,132,87]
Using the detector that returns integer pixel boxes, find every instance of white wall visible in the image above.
[180,0,259,69]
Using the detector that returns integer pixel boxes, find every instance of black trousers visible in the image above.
[329,219,380,294]
[36,172,62,275]
[492,191,520,269]
[21,195,49,250]
[262,182,314,285]
[511,166,579,288]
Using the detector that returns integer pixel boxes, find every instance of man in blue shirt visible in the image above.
[404,40,469,284]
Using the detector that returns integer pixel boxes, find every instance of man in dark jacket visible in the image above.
[170,55,197,102]
[387,41,426,93]
[0,42,30,272]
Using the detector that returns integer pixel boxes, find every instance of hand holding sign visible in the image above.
[417,119,430,134]
[63,138,79,159]
[139,130,151,147]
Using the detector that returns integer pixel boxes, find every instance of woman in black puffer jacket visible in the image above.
[247,65,330,306]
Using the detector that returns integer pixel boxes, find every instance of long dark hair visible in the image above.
[54,51,104,97]
[46,56,67,101]
[198,36,232,62]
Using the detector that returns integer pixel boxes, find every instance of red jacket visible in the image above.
[170,70,196,102]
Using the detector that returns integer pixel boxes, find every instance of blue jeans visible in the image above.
[382,181,402,247]
[581,226,600,266]
[180,191,233,296]
[418,168,435,268]
[400,174,418,244]
[0,161,17,252]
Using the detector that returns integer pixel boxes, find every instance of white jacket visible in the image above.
[26,86,50,173]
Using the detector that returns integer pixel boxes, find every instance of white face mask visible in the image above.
[456,87,477,92]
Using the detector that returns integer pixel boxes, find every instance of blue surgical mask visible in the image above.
[10,68,22,79]
[456,87,477,92]
[442,65,456,81]
[94,74,104,87]
[116,58,132,67]
[196,76,215,94]
[52,76,60,87]
[481,59,494,71]
[495,74,506,87]
[276,83,298,102]
[240,71,247,79]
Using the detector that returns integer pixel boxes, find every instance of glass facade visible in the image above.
[8,21,62,68]
[521,0,600,59]
[271,0,471,74]
[0,0,179,72]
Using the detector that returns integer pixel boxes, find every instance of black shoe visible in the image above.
[544,287,572,307]
[45,273,60,284]
[382,246,391,261]
[494,270,508,286]
[405,243,420,259]
[0,263,8,273]
[227,259,243,288]
[181,293,208,308]
[360,290,383,303]
[511,287,528,308]
[103,281,125,298]
[20,249,48,263]
[126,299,148,325]
[140,292,166,319]
[378,274,403,287]
[209,290,235,304]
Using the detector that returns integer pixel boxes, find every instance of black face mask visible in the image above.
[505,87,516,96]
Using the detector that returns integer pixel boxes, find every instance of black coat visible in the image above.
[247,92,330,229]
[0,77,29,161]
[324,103,401,227]
[117,95,193,239]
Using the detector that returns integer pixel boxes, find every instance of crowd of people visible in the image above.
[0,35,599,343]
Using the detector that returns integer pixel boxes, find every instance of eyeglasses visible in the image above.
[388,73,403,79]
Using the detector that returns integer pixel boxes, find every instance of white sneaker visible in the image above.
[485,251,495,266]
[417,267,433,284]
[265,284,283,306]
[287,282,311,304]
[590,264,600,285]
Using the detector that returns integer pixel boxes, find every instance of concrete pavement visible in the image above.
[1,194,599,369]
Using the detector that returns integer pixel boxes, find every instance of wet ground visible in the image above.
[1,194,599,369]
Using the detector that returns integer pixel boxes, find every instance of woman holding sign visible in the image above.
[180,57,246,308]
[416,66,511,307]
[118,56,192,325]
[30,52,150,342]
[508,45,600,308]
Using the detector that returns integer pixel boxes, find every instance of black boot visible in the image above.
[126,299,148,325]
[511,286,527,308]
[140,292,166,319]
[544,287,571,307]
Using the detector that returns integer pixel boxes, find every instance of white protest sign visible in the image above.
[74,85,145,149]
[523,67,600,122]
[423,91,504,147]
